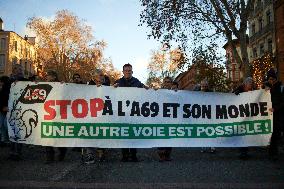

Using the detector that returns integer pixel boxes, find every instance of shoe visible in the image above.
[98,156,106,162]
[210,148,216,153]
[200,147,206,153]
[84,155,95,164]
[120,157,128,162]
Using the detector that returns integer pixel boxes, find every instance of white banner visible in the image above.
[7,82,273,147]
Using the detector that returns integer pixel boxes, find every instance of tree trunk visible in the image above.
[239,32,251,78]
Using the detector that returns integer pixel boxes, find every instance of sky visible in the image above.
[0,0,162,82]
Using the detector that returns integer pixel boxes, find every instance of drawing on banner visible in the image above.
[8,84,52,141]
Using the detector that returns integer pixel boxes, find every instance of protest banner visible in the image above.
[7,82,273,147]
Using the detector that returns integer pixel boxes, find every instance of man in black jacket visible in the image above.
[72,73,84,84]
[264,69,284,160]
[0,76,11,146]
[114,63,148,162]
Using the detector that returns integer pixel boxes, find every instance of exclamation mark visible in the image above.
[265,122,270,132]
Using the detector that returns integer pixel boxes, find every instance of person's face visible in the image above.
[200,82,208,91]
[35,75,41,82]
[162,79,172,89]
[12,66,22,75]
[171,84,178,90]
[244,82,253,92]
[94,73,104,85]
[73,75,81,84]
[268,77,277,86]
[123,66,133,79]
[45,74,56,82]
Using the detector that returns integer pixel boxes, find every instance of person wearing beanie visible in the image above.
[264,69,284,161]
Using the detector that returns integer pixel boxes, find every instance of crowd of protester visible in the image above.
[0,63,283,164]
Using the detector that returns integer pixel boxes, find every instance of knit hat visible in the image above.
[266,68,277,80]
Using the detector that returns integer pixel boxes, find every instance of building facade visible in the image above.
[174,68,196,90]
[248,0,276,62]
[0,18,37,78]
[223,39,244,83]
[274,0,284,82]
[174,61,224,91]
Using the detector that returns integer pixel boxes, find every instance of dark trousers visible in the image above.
[121,148,137,158]
[46,147,67,160]
[269,116,281,156]
[158,147,172,157]
[269,130,280,156]
[10,142,22,155]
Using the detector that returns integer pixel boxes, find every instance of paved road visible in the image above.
[0,145,284,189]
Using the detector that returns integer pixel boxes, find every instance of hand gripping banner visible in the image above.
[7,82,273,148]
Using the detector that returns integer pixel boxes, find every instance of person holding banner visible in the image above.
[72,73,84,84]
[171,81,179,90]
[157,76,174,162]
[44,70,67,164]
[0,76,11,147]
[197,79,216,154]
[264,69,284,161]
[114,63,148,162]
[83,69,109,164]
[8,64,28,161]
[233,77,255,160]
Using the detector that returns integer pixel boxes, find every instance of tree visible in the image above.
[191,44,231,92]
[140,0,255,77]
[146,46,187,88]
[27,10,120,82]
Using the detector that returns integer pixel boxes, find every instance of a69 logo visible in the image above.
[24,88,47,101]
[18,84,53,104]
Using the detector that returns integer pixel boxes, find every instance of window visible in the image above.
[0,54,5,71]
[258,17,263,31]
[14,41,18,52]
[252,23,256,35]
[228,70,232,79]
[260,43,264,55]
[268,39,273,53]
[266,10,272,24]
[0,38,6,50]
[253,48,257,58]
